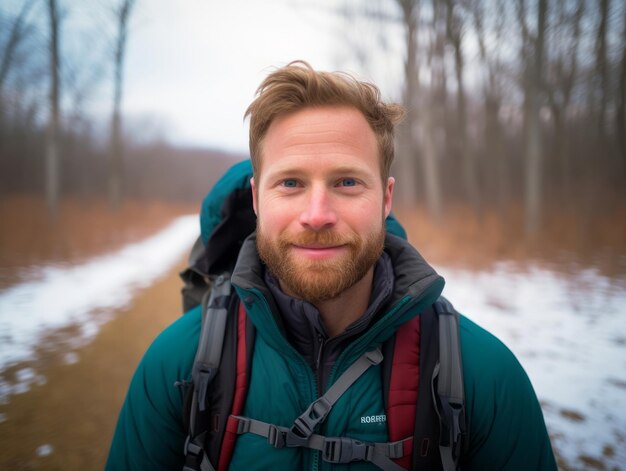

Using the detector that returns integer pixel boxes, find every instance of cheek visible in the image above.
[257,200,293,232]
[340,207,379,235]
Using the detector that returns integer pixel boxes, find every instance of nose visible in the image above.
[299,186,337,231]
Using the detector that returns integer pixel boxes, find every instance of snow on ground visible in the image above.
[438,263,626,470]
[0,215,198,375]
[0,219,624,468]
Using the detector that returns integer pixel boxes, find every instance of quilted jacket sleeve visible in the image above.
[459,315,557,471]
[105,307,201,471]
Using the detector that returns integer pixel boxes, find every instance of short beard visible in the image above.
[256,226,385,303]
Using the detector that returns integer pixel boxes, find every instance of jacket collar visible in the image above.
[232,232,443,307]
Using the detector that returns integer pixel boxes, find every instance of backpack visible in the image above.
[178,160,466,471]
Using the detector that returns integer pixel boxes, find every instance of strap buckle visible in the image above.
[184,435,203,457]
[183,435,207,471]
[439,396,465,459]
[386,440,406,459]
[286,397,331,446]
[267,424,287,448]
[322,437,372,464]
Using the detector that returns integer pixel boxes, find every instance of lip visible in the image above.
[291,244,346,260]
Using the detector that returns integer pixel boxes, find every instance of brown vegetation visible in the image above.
[0,195,196,289]
[395,202,626,278]
[0,259,185,470]
[0,195,622,469]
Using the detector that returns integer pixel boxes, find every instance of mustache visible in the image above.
[280,230,358,247]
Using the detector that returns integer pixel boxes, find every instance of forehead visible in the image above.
[259,106,379,177]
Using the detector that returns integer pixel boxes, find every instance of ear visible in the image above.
[250,177,258,215]
[383,177,394,219]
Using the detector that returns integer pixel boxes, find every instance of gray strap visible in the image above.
[436,301,463,402]
[183,435,216,471]
[182,273,232,471]
[233,416,408,470]
[192,274,231,412]
[433,299,465,471]
[227,348,400,470]
[288,348,383,443]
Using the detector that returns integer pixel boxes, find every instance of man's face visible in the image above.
[251,106,394,303]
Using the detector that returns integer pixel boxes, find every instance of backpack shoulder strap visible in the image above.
[411,297,465,471]
[386,315,420,469]
[433,297,466,471]
[183,274,235,471]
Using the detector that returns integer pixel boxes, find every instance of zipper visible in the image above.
[315,334,326,395]
[244,288,322,469]
[327,296,415,385]
[340,280,442,371]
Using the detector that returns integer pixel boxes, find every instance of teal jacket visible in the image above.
[106,231,557,470]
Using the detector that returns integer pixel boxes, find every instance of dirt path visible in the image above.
[0,261,186,470]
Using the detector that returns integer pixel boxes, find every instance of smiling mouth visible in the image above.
[291,244,347,259]
[294,244,341,249]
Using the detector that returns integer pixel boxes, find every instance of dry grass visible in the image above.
[0,260,186,470]
[0,194,196,288]
[394,202,626,277]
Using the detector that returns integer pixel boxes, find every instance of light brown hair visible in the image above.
[244,61,405,181]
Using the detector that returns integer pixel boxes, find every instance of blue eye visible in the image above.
[340,178,357,187]
[282,179,298,188]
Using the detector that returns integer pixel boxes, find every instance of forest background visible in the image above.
[1,0,624,273]
[0,0,625,470]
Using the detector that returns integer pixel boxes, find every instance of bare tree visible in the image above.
[471,0,512,219]
[517,0,548,236]
[417,0,446,220]
[109,0,136,209]
[0,0,37,95]
[394,0,421,206]
[545,0,583,198]
[45,0,61,218]
[445,0,481,217]
[594,0,610,147]
[618,6,626,164]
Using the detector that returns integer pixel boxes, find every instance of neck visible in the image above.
[314,267,374,338]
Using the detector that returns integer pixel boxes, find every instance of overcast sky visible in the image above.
[1,0,406,153]
[119,0,403,154]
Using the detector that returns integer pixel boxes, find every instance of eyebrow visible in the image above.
[266,164,371,179]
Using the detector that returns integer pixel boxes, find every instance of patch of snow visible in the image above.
[63,352,80,365]
[0,215,623,469]
[0,215,198,373]
[36,444,53,457]
[438,262,626,470]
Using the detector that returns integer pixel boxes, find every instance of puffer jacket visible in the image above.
[106,231,556,470]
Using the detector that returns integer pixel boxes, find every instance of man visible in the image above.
[106,61,556,470]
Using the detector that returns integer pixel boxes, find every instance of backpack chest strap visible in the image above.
[288,347,383,444]
[229,347,409,470]
[230,416,410,470]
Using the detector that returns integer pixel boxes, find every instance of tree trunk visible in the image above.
[595,0,609,148]
[110,0,135,210]
[45,0,61,218]
[394,0,420,207]
[0,0,36,94]
[618,8,626,166]
[418,108,443,220]
[547,0,583,203]
[446,0,480,218]
[418,0,445,221]
[524,0,547,236]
